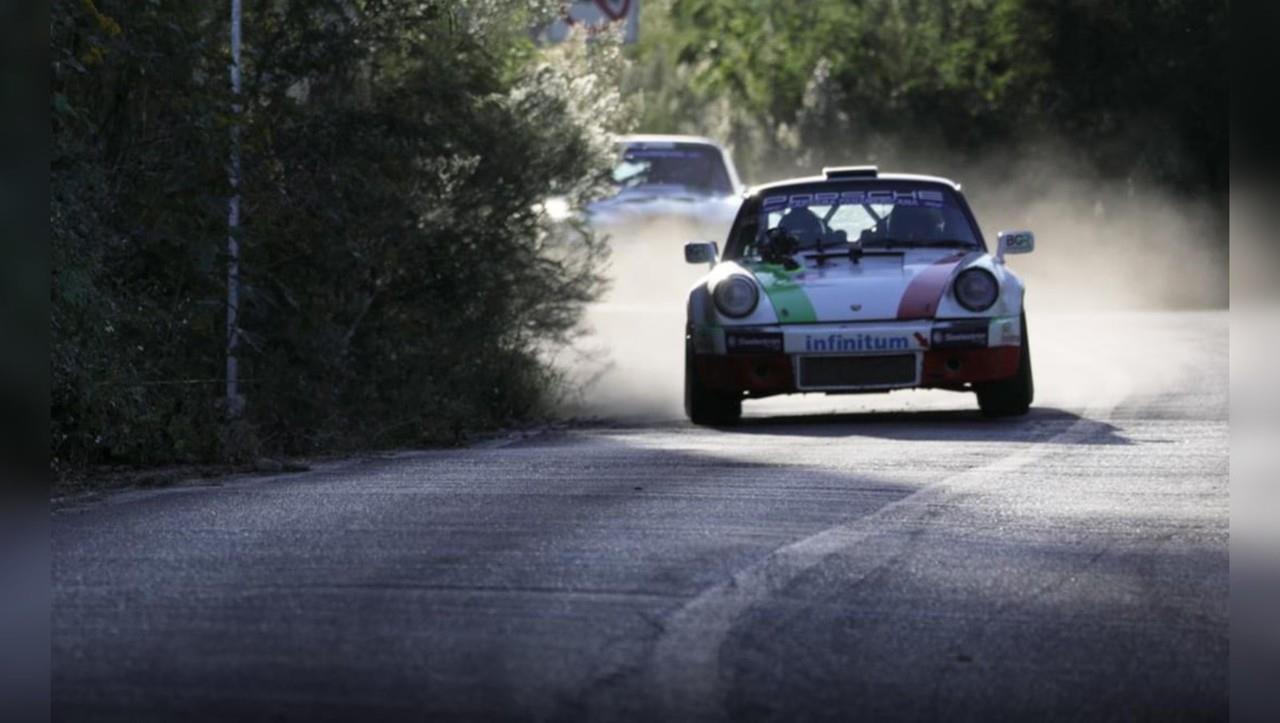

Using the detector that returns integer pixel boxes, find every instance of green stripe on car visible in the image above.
[748,263,817,323]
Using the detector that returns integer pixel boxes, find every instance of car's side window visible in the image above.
[727,206,760,260]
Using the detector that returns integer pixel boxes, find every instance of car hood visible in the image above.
[734,250,987,323]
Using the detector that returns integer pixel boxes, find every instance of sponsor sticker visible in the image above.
[802,333,914,353]
[762,189,947,213]
[991,317,1021,346]
[725,332,784,353]
[931,325,989,348]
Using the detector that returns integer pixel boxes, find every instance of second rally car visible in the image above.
[683,166,1036,424]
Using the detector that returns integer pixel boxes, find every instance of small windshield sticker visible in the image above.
[624,149,709,159]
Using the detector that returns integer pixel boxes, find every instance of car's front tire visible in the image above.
[976,312,1034,418]
[685,342,742,426]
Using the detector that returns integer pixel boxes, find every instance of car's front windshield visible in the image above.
[611,143,734,196]
[738,182,981,258]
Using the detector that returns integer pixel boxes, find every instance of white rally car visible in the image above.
[683,166,1036,424]
[584,134,743,244]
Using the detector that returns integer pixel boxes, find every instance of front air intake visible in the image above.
[797,354,917,390]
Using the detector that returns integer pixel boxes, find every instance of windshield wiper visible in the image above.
[865,238,976,249]
[797,240,901,265]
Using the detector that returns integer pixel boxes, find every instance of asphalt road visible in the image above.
[53,311,1228,722]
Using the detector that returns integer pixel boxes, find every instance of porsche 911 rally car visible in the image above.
[683,166,1036,424]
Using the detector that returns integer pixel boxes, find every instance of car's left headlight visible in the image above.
[954,268,999,311]
[713,275,759,318]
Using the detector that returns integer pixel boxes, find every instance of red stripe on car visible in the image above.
[896,252,979,320]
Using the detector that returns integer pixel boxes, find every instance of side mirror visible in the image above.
[684,241,719,266]
[996,230,1035,262]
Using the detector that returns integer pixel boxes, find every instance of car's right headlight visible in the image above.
[953,267,999,312]
[713,275,759,318]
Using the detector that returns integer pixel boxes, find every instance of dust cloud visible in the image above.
[559,216,709,420]
[785,137,1229,311]
[958,158,1227,312]
[557,142,1230,420]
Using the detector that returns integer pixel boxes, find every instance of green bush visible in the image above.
[624,0,1227,195]
[51,1,620,475]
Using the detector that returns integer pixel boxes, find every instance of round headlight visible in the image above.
[954,268,999,311]
[713,275,759,318]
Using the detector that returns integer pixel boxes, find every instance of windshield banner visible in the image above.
[761,189,947,212]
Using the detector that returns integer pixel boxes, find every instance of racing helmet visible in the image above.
[777,207,826,248]
[886,205,944,241]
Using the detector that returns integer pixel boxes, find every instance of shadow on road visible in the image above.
[728,406,1131,446]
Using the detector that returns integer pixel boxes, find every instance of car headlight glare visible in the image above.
[713,275,759,318]
[954,268,999,311]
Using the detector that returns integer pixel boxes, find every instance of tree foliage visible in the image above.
[624,0,1227,194]
[52,1,621,473]
[51,0,1228,475]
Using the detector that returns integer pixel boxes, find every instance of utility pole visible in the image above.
[226,0,244,418]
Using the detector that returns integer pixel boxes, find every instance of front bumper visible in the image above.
[690,318,1023,396]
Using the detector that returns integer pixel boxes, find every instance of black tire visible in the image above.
[684,342,742,426]
[976,312,1035,418]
